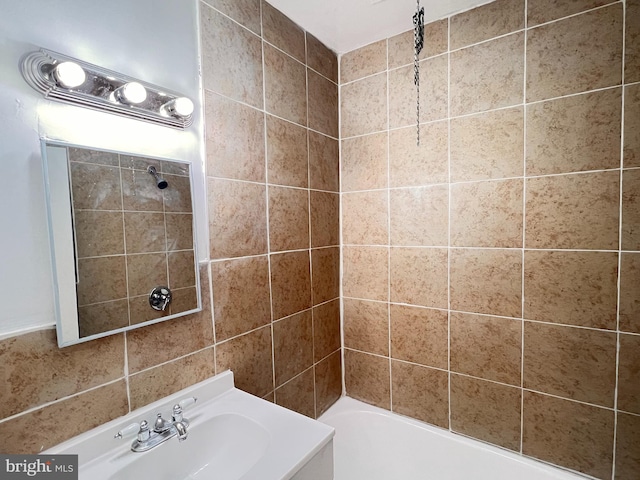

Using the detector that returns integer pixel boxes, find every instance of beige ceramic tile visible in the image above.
[311,247,340,305]
[166,214,193,251]
[160,160,190,176]
[526,88,622,175]
[615,412,640,479]
[266,115,307,188]
[69,147,119,166]
[343,246,389,301]
[216,326,274,397]
[625,84,640,167]
[618,334,640,414]
[528,0,614,26]
[128,294,169,325]
[306,32,338,82]
[341,73,387,138]
[75,211,124,258]
[275,368,315,418]
[119,155,160,172]
[264,43,307,126]
[201,0,261,33]
[450,374,522,451]
[390,185,448,247]
[268,186,309,252]
[126,253,168,298]
[343,298,389,356]
[522,391,614,479]
[341,132,388,191]
[392,361,449,428]
[270,251,311,320]
[121,167,164,213]
[208,178,267,259]
[523,322,617,407]
[308,69,339,138]
[391,305,448,369]
[162,174,193,213]
[309,132,339,192]
[450,107,524,182]
[451,179,523,248]
[341,40,387,84]
[450,0,525,50]
[273,311,313,386]
[129,349,215,409]
[168,250,196,289]
[211,256,271,341]
[123,212,165,255]
[450,32,524,116]
[205,92,265,182]
[389,55,448,127]
[388,19,448,69]
[310,191,339,247]
[627,0,640,83]
[524,250,618,330]
[389,121,449,187]
[526,4,623,102]
[342,191,388,245]
[313,299,341,362]
[623,169,640,250]
[77,256,127,305]
[0,381,128,454]
[315,350,342,416]
[70,163,122,211]
[0,329,124,419]
[78,300,129,337]
[525,171,620,250]
[451,312,522,386]
[390,248,448,309]
[127,314,214,373]
[344,349,390,410]
[261,1,305,62]
[200,6,263,107]
[620,253,640,334]
[450,249,522,317]
[170,286,198,314]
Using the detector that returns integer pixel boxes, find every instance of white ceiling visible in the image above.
[267,0,494,54]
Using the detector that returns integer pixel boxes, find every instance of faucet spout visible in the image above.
[174,421,188,441]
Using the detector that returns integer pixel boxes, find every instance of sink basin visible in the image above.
[104,414,270,480]
[45,371,334,480]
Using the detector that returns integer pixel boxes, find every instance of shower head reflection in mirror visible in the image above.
[42,141,201,347]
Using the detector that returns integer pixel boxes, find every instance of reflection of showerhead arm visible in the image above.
[147,165,168,189]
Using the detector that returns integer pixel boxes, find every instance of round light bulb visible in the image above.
[53,62,86,88]
[173,97,194,117]
[120,82,147,104]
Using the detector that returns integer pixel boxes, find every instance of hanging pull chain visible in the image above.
[413,0,424,146]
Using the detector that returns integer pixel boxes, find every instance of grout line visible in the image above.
[520,0,528,454]
[612,1,627,476]
[446,14,453,433]
[385,36,393,413]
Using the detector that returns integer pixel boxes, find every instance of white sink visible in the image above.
[45,371,334,480]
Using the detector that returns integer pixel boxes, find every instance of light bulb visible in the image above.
[52,62,86,88]
[116,82,147,105]
[164,97,194,118]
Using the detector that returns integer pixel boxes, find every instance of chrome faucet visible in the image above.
[114,397,197,452]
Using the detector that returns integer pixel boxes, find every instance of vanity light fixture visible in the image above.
[20,48,194,129]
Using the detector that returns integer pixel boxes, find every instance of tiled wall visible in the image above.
[0,0,341,454]
[69,147,197,337]
[340,0,639,479]
[199,0,342,418]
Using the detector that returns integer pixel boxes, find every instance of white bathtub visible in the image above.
[319,397,586,480]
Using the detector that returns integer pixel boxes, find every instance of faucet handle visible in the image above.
[114,420,150,442]
[172,397,197,423]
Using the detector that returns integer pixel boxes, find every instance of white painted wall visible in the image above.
[0,0,206,335]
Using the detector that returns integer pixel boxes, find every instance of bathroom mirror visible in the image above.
[42,141,201,347]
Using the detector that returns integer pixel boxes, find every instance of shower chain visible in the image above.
[413,0,424,146]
